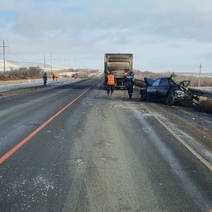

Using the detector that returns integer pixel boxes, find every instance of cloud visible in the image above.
[0,0,212,72]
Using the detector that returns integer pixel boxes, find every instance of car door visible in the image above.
[156,78,170,97]
[147,78,160,97]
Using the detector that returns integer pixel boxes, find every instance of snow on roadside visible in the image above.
[0,78,82,93]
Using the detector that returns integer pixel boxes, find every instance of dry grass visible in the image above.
[197,97,212,114]
[0,75,27,80]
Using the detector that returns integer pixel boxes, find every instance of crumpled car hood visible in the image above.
[178,80,190,87]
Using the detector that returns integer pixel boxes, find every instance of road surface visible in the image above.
[0,78,211,212]
[0,78,82,92]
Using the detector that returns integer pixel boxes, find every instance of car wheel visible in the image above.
[140,89,147,101]
[165,92,175,106]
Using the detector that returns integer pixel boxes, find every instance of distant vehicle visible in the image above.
[104,53,133,88]
[139,73,199,106]
[72,73,78,78]
[74,73,78,79]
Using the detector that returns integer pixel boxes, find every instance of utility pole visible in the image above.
[0,40,9,73]
[44,53,46,72]
[198,64,202,87]
[50,53,52,72]
[69,59,70,70]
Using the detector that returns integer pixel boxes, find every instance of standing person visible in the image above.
[106,71,116,96]
[125,71,134,98]
[43,72,47,86]
[55,73,59,81]
[52,73,55,81]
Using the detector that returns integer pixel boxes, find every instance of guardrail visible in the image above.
[188,88,212,99]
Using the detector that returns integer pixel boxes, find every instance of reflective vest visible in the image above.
[107,74,115,85]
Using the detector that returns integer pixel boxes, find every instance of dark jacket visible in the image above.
[43,73,47,81]
[125,72,134,87]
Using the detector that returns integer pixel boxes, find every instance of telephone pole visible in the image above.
[198,64,202,87]
[0,40,9,73]
[44,53,46,71]
[50,53,52,72]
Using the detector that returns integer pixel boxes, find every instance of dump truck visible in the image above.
[104,53,133,88]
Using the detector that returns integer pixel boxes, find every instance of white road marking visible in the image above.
[144,105,212,172]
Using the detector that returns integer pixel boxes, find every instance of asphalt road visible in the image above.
[0,78,211,212]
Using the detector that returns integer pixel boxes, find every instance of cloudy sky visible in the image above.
[0,0,212,73]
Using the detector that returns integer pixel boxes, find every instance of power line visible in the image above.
[0,40,9,73]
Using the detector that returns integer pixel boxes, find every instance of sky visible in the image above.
[0,0,212,73]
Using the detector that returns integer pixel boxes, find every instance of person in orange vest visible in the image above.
[106,71,116,96]
[55,73,59,81]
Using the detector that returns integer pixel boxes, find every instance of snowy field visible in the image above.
[0,78,83,93]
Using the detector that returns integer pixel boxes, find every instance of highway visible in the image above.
[0,78,82,92]
[0,78,211,212]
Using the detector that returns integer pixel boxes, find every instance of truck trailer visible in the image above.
[104,53,133,88]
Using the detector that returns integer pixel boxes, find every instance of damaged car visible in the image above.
[139,74,199,106]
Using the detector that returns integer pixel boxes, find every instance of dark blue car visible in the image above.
[140,75,198,106]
